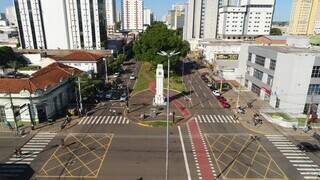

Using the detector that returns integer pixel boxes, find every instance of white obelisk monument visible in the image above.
[153,64,165,106]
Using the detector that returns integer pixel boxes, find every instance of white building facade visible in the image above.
[217,0,275,40]
[238,45,320,115]
[121,0,144,32]
[14,0,106,50]
[184,0,275,40]
[184,0,220,40]
[106,0,116,34]
[5,6,17,26]
[143,8,153,27]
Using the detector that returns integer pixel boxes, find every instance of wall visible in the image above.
[41,0,70,49]
[270,53,315,115]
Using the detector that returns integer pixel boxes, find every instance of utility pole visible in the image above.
[236,75,244,108]
[9,91,18,134]
[219,70,223,92]
[104,58,108,83]
[78,76,83,115]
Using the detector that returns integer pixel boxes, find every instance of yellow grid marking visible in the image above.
[36,133,113,179]
[205,134,288,180]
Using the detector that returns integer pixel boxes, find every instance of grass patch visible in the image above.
[132,62,152,94]
[142,120,174,127]
[296,117,306,126]
[267,112,293,121]
[133,62,187,94]
[164,75,187,92]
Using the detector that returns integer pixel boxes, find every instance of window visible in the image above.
[253,69,263,80]
[248,53,252,62]
[251,83,261,96]
[255,55,265,67]
[0,106,5,121]
[267,75,273,86]
[308,84,320,95]
[269,59,276,70]
[311,66,320,78]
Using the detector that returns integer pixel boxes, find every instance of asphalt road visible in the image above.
[1,60,320,180]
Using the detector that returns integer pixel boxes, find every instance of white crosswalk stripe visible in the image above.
[196,115,239,124]
[5,132,56,165]
[78,116,130,125]
[266,135,320,179]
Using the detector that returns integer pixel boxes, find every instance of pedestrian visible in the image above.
[60,138,65,148]
[15,148,19,157]
[18,148,22,156]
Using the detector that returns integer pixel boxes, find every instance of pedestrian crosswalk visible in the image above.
[6,132,56,165]
[78,116,130,125]
[196,115,240,124]
[266,135,320,179]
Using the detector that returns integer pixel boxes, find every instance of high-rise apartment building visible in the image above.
[184,0,275,40]
[184,0,220,40]
[166,3,187,30]
[143,8,153,27]
[5,6,17,26]
[121,0,144,32]
[106,0,116,34]
[217,0,275,40]
[289,0,320,35]
[14,0,106,50]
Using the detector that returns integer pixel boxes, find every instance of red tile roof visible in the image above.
[59,51,104,62]
[0,63,82,93]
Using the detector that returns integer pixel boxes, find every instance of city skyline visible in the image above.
[0,0,292,22]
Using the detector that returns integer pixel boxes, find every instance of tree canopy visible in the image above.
[270,28,282,35]
[0,46,28,69]
[133,22,190,72]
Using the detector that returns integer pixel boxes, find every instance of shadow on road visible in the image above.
[0,163,34,180]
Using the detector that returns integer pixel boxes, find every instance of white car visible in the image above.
[129,74,136,80]
[212,90,221,96]
[113,72,120,78]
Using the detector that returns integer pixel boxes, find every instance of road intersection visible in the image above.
[0,61,320,180]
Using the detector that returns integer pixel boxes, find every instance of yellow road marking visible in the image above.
[94,134,114,178]
[88,134,108,150]
[71,134,102,161]
[53,154,73,176]
[65,146,95,175]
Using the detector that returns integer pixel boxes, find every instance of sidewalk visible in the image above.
[223,89,310,137]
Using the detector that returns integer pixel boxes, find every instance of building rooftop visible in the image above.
[252,45,320,54]
[0,63,82,93]
[58,51,105,62]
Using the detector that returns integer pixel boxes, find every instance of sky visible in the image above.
[0,0,292,22]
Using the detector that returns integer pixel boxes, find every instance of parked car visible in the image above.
[105,91,113,99]
[297,142,320,152]
[120,94,128,102]
[113,72,120,78]
[130,74,136,80]
[220,101,231,109]
[212,90,221,96]
[216,96,227,102]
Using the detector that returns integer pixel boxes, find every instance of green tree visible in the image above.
[270,28,282,35]
[107,53,127,74]
[0,46,16,66]
[133,22,190,73]
[75,74,104,101]
[0,46,28,69]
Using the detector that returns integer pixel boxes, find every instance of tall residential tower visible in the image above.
[15,0,106,50]
[121,0,144,32]
[289,0,320,35]
[106,0,116,34]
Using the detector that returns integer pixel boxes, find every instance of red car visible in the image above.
[216,96,227,102]
[220,101,231,108]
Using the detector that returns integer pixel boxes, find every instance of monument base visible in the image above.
[153,95,166,106]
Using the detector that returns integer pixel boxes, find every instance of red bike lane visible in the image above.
[148,80,215,179]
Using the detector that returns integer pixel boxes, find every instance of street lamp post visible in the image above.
[157,50,180,180]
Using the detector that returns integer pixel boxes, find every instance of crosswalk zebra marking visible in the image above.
[5,132,56,166]
[266,135,320,179]
[78,116,130,125]
[196,115,239,124]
